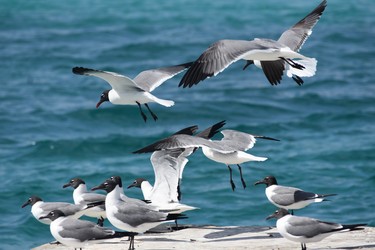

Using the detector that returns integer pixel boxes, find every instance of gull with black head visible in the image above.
[72,62,192,122]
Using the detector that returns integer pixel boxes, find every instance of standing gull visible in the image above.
[40,210,136,249]
[63,178,106,226]
[255,175,336,214]
[22,195,87,225]
[179,0,327,87]
[92,177,186,250]
[266,208,366,250]
[133,126,279,191]
[72,62,192,122]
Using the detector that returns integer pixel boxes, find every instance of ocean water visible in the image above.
[1,0,374,249]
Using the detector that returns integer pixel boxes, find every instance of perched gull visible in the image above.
[72,62,192,122]
[128,121,225,208]
[63,178,106,226]
[22,195,86,225]
[92,177,186,250]
[133,125,279,191]
[179,0,327,88]
[255,176,336,213]
[266,208,366,250]
[40,210,136,249]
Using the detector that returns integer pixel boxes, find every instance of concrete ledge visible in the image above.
[33,225,375,250]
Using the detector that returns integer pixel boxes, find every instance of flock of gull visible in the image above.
[22,1,367,250]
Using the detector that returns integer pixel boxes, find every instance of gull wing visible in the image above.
[278,0,327,52]
[285,216,341,238]
[133,62,193,92]
[59,218,113,241]
[179,40,267,88]
[72,67,143,92]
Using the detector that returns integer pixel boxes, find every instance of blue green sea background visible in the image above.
[1,0,374,249]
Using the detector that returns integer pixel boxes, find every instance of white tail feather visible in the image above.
[286,58,317,78]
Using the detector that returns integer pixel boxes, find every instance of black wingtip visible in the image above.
[255,135,280,142]
[72,67,88,75]
[196,120,226,139]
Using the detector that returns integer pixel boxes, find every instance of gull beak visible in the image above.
[254,180,265,186]
[96,100,104,108]
[62,183,71,188]
[127,183,136,189]
[21,200,30,208]
[39,215,49,220]
[266,213,277,220]
[91,182,106,191]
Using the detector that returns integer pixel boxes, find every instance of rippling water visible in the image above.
[1,0,374,249]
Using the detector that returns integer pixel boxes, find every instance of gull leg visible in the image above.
[291,210,294,215]
[243,60,254,70]
[128,235,135,250]
[280,57,305,70]
[97,216,104,227]
[144,103,158,121]
[237,164,247,189]
[136,101,147,122]
[227,165,236,191]
[301,243,307,250]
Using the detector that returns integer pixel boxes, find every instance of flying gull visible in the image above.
[179,0,327,87]
[133,125,279,191]
[40,210,136,249]
[266,208,366,250]
[255,175,336,214]
[72,62,192,122]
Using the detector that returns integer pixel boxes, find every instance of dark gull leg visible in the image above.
[292,74,304,85]
[243,60,254,70]
[144,103,158,121]
[280,57,305,70]
[301,243,307,250]
[237,164,247,189]
[136,101,147,122]
[97,216,104,227]
[291,210,294,215]
[128,235,135,250]
[227,165,236,191]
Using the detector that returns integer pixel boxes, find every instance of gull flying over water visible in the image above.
[255,176,336,214]
[133,124,279,191]
[179,0,327,87]
[266,208,366,250]
[72,62,192,122]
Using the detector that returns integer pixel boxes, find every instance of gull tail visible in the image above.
[332,223,367,233]
[286,58,317,78]
[316,193,337,202]
[148,94,175,107]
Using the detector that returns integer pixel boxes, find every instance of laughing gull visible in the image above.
[266,208,366,250]
[72,62,192,122]
[92,178,186,250]
[63,178,106,226]
[128,121,225,208]
[22,195,86,225]
[40,210,136,249]
[255,176,336,213]
[133,125,279,191]
[179,0,327,88]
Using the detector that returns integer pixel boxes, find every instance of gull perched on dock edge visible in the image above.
[92,177,186,250]
[22,195,87,225]
[266,208,366,250]
[179,0,327,87]
[72,62,192,122]
[133,125,279,191]
[63,177,106,226]
[255,176,336,214]
[40,210,136,249]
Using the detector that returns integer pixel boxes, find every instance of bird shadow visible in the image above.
[203,226,276,240]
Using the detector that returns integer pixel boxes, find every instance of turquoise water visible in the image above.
[1,0,374,249]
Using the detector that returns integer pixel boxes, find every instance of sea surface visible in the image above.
[1,0,374,249]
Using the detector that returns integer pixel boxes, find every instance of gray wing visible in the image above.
[285,216,341,238]
[133,134,233,154]
[72,67,143,92]
[59,204,86,217]
[59,218,113,241]
[219,130,257,151]
[115,203,167,227]
[150,149,185,203]
[278,0,327,52]
[270,186,303,206]
[133,62,193,92]
[179,39,268,88]
[80,193,106,204]
[40,202,74,213]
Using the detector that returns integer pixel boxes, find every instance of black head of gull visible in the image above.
[127,178,147,189]
[254,175,278,187]
[91,179,117,193]
[63,177,85,189]
[266,208,289,220]
[97,90,110,108]
[39,209,65,221]
[21,195,42,208]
